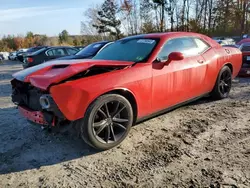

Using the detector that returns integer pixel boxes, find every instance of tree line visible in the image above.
[1,0,249,51]
[82,0,250,39]
[0,30,104,51]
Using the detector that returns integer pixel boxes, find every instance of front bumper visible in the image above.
[18,106,54,126]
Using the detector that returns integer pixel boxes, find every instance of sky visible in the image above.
[0,0,103,37]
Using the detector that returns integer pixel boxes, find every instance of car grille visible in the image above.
[11,79,46,111]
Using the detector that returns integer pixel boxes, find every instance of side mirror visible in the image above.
[155,52,184,65]
[168,52,184,61]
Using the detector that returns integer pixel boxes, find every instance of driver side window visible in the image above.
[157,37,199,60]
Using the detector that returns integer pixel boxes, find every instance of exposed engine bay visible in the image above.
[63,66,128,82]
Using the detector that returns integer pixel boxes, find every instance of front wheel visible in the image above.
[210,66,232,100]
[76,94,134,150]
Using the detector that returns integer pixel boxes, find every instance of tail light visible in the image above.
[27,57,33,63]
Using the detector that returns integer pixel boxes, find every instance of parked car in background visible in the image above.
[56,41,112,60]
[17,46,48,62]
[0,52,9,60]
[237,38,250,46]
[212,37,235,45]
[237,42,250,76]
[16,49,28,62]
[22,46,79,68]
[11,32,242,150]
[8,52,17,60]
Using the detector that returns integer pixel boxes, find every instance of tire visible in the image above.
[76,94,133,150]
[210,66,232,100]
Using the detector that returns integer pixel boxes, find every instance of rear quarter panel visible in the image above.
[222,47,242,78]
[50,64,152,121]
[213,46,242,79]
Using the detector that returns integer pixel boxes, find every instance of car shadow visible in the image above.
[0,107,99,175]
[0,83,12,97]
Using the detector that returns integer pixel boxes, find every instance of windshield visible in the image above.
[76,43,106,56]
[30,47,47,56]
[27,46,44,53]
[92,38,158,62]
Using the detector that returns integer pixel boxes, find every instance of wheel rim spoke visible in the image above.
[114,122,126,130]
[94,120,107,128]
[113,117,129,123]
[98,108,107,118]
[113,105,126,118]
[104,102,110,117]
[95,122,108,135]
[112,101,120,116]
[110,125,116,141]
[105,126,110,143]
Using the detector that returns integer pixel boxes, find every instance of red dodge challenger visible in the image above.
[11,32,242,150]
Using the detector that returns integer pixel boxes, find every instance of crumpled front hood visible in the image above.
[12,59,133,90]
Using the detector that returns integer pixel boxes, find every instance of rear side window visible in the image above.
[46,48,66,56]
[47,50,54,56]
[194,38,210,54]
[66,48,78,55]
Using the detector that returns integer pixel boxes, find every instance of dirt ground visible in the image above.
[0,60,249,188]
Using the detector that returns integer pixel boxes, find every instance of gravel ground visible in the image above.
[0,61,249,188]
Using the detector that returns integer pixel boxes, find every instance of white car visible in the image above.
[0,52,9,60]
[8,52,17,60]
[212,37,235,46]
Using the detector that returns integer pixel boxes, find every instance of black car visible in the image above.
[56,41,112,60]
[23,46,79,68]
[17,46,48,62]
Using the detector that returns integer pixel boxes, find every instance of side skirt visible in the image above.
[136,93,210,124]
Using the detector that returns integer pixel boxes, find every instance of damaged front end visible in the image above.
[11,59,133,129]
[11,79,66,128]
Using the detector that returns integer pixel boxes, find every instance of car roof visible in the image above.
[121,32,207,40]
[92,41,112,45]
[45,46,78,49]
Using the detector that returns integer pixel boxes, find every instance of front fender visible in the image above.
[50,63,152,121]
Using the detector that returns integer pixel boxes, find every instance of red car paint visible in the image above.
[13,32,242,122]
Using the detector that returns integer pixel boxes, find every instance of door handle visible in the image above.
[197,60,204,64]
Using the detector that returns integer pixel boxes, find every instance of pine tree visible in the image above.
[93,0,121,39]
[59,30,69,44]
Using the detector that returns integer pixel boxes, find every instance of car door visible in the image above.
[45,48,67,61]
[151,37,207,112]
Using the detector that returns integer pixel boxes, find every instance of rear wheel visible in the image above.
[210,66,232,100]
[76,94,133,150]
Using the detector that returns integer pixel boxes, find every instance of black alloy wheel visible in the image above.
[219,68,232,96]
[77,94,133,150]
[211,66,232,100]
